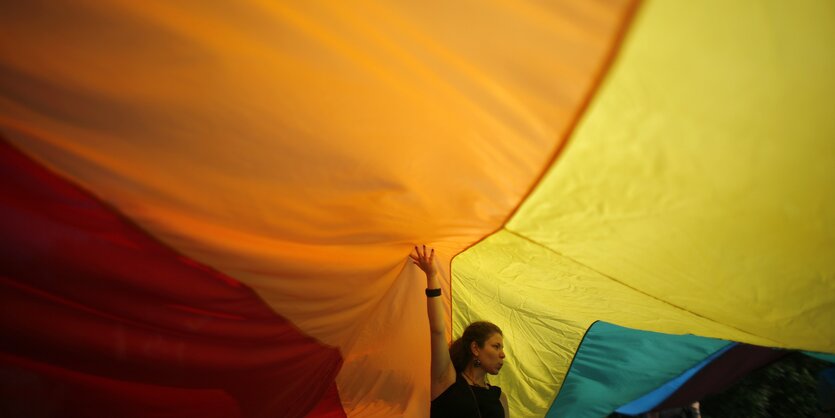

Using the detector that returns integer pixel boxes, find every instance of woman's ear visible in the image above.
[470,341,479,356]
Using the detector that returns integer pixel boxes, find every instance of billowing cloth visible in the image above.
[0,0,634,416]
[1,0,834,417]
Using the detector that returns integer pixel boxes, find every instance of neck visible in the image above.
[462,364,487,387]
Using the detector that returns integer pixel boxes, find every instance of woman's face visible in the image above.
[473,333,505,375]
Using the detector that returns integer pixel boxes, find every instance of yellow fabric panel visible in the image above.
[0,1,636,416]
[455,0,835,414]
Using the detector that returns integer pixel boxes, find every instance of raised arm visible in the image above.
[411,245,456,399]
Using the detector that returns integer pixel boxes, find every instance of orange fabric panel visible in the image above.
[0,1,636,415]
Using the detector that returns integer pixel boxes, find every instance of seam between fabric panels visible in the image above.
[445,0,644,345]
[0,135,347,411]
[503,227,782,348]
[1,135,352,352]
[546,319,601,417]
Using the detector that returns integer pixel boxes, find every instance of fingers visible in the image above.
[414,245,426,258]
[411,245,435,262]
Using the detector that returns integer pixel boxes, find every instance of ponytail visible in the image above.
[449,337,467,374]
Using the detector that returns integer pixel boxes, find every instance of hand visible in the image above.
[410,245,436,278]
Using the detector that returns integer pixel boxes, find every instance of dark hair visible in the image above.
[448,321,502,373]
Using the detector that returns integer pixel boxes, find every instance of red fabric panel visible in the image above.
[0,139,346,418]
[0,351,239,418]
[304,383,346,418]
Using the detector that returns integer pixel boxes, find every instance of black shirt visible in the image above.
[430,374,504,418]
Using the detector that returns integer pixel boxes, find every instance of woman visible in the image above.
[411,245,509,418]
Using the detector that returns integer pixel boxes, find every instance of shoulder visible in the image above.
[500,391,509,415]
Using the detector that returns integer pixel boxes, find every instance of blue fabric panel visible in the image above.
[804,352,835,363]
